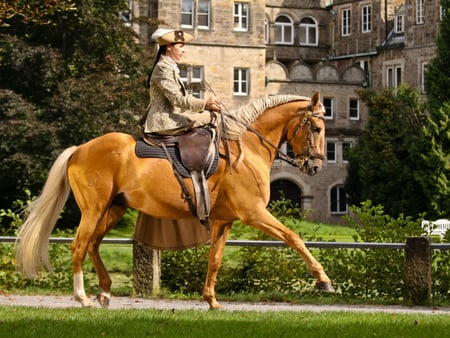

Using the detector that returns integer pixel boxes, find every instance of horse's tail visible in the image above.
[15,146,78,277]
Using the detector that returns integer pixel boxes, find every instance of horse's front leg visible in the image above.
[203,220,232,309]
[242,210,335,293]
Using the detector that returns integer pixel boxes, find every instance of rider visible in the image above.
[142,28,222,136]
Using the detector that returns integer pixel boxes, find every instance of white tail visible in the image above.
[15,146,78,277]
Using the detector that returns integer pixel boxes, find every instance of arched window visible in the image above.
[299,17,318,46]
[330,185,348,214]
[274,15,293,45]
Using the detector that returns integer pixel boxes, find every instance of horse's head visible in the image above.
[287,92,326,176]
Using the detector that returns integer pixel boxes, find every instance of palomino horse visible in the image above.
[15,92,334,308]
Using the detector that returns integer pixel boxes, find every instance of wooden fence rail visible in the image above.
[1,236,449,305]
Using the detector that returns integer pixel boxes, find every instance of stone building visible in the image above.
[127,0,440,224]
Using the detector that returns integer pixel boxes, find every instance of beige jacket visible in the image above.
[143,57,210,134]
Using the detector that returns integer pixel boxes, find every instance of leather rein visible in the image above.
[246,107,325,168]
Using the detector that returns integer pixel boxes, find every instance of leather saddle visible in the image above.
[135,127,218,178]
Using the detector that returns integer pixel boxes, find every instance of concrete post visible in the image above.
[404,237,432,306]
[132,241,161,297]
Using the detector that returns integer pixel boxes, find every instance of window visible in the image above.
[421,62,428,93]
[234,2,249,31]
[361,5,371,33]
[327,141,337,163]
[342,142,352,162]
[274,15,294,44]
[331,186,348,214]
[342,8,351,36]
[416,0,424,24]
[349,99,359,120]
[198,0,211,29]
[180,66,204,98]
[234,68,249,96]
[299,17,318,46]
[395,15,404,33]
[120,0,133,26]
[182,0,194,27]
[386,64,402,88]
[181,0,210,29]
[323,97,334,119]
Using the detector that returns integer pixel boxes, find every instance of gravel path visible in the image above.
[1,294,450,315]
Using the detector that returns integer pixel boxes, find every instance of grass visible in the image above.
[1,306,450,338]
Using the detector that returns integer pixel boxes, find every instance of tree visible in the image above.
[344,86,428,217]
[420,0,450,218]
[0,1,152,228]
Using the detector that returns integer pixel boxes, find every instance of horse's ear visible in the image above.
[311,92,321,107]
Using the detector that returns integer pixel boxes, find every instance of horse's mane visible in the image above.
[223,95,310,140]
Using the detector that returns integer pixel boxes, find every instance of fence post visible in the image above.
[404,237,432,305]
[132,241,161,297]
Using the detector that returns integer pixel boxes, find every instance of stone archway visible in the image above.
[269,179,302,207]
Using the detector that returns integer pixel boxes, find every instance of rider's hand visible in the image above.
[205,96,222,113]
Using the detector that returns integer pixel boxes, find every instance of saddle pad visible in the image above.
[135,138,219,178]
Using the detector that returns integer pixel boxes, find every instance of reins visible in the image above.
[224,106,325,168]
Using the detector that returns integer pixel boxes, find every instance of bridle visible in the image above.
[286,109,326,167]
[246,106,325,168]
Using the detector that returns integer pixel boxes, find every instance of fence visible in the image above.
[2,236,450,305]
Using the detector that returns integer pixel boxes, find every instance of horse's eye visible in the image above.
[313,126,321,134]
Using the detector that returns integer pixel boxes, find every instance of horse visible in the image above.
[15,92,335,309]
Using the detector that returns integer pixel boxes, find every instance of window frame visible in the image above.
[234,2,249,32]
[274,14,294,45]
[349,98,360,120]
[233,68,249,96]
[395,15,404,33]
[416,0,424,24]
[323,97,334,120]
[330,185,348,214]
[299,17,318,46]
[361,4,372,33]
[326,141,337,163]
[341,8,351,36]
[386,64,402,88]
[197,0,211,30]
[181,0,194,28]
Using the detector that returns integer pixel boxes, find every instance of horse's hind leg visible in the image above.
[203,220,232,309]
[71,213,102,307]
[87,204,126,308]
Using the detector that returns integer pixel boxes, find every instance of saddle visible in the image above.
[135,127,219,228]
[143,127,213,172]
[135,128,218,178]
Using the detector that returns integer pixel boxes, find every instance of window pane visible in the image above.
[182,0,194,27]
[327,142,336,161]
[198,0,210,28]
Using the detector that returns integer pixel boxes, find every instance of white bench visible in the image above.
[421,219,450,238]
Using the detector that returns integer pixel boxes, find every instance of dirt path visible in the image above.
[1,294,449,314]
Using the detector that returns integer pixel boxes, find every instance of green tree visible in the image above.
[0,1,152,227]
[344,86,428,217]
[420,0,450,218]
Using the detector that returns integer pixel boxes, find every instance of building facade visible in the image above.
[129,0,440,224]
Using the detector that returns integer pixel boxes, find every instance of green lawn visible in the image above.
[1,306,449,338]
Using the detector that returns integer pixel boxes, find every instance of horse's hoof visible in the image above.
[316,281,335,293]
[75,296,95,308]
[97,293,111,308]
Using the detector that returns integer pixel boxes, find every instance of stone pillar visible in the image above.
[404,237,432,306]
[132,241,161,297]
